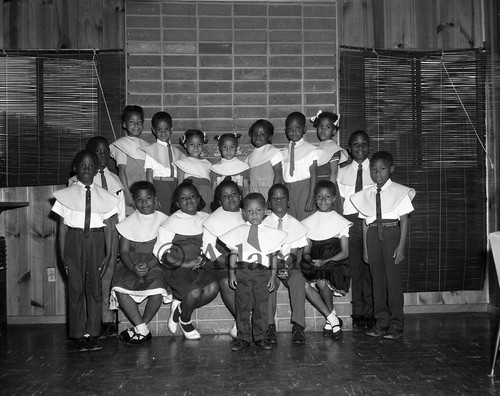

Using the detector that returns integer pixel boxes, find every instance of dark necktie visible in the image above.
[376,187,383,241]
[289,142,296,177]
[99,170,108,191]
[167,143,175,177]
[247,224,261,252]
[355,164,363,192]
[83,186,91,238]
[276,218,288,279]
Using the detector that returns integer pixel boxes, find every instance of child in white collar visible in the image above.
[110,105,149,214]
[246,119,281,200]
[220,193,286,352]
[111,181,170,345]
[350,151,415,340]
[210,133,249,196]
[301,180,353,339]
[52,150,119,351]
[272,111,320,221]
[142,111,185,215]
[263,184,309,344]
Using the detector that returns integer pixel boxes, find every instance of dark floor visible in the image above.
[1,313,500,395]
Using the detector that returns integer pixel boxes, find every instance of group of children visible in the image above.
[52,105,415,352]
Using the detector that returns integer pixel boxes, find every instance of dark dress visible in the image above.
[300,236,350,295]
[161,233,217,300]
[110,238,170,309]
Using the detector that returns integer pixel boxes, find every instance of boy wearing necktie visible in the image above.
[220,193,286,351]
[350,151,415,340]
[53,150,119,351]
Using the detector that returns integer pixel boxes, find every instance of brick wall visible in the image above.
[126,0,338,146]
[123,0,348,335]
[120,288,353,336]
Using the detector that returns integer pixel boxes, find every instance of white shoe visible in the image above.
[229,322,238,339]
[179,319,201,340]
[168,299,181,334]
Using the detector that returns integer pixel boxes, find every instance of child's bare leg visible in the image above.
[116,293,142,326]
[142,294,163,324]
[305,283,331,318]
[317,280,334,313]
[218,279,236,317]
[180,282,218,322]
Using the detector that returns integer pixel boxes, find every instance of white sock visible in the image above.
[326,311,339,327]
[135,323,149,336]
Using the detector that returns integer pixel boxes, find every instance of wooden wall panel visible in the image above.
[340,0,484,50]
[339,0,374,48]
[2,0,125,50]
[1,0,124,322]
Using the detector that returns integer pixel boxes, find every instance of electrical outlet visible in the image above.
[47,267,56,282]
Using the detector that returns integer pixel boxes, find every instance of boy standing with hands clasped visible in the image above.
[53,150,119,351]
[273,112,319,221]
[220,193,286,352]
[350,151,415,340]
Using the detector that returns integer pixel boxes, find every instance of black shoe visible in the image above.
[363,317,376,329]
[332,317,343,340]
[352,315,364,329]
[291,323,305,344]
[383,328,403,340]
[125,330,152,346]
[231,339,251,352]
[84,335,103,351]
[119,328,134,343]
[267,323,278,344]
[255,339,272,350]
[100,322,118,338]
[366,326,387,337]
[74,337,89,352]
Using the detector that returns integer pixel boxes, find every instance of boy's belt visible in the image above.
[369,221,398,228]
[67,227,103,232]
[153,176,175,181]
[236,262,268,270]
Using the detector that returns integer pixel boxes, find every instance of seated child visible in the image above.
[350,151,415,340]
[202,177,246,338]
[263,184,309,344]
[52,149,119,351]
[246,119,281,200]
[110,105,149,214]
[154,180,219,340]
[301,180,352,340]
[210,133,250,196]
[143,111,186,215]
[110,181,171,345]
[220,193,286,352]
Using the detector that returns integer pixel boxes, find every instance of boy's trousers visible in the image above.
[366,224,403,332]
[65,228,105,339]
[345,214,373,319]
[235,263,270,343]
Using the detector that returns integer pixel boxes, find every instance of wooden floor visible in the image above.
[1,312,500,395]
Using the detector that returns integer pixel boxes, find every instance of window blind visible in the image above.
[0,50,125,187]
[340,47,487,292]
